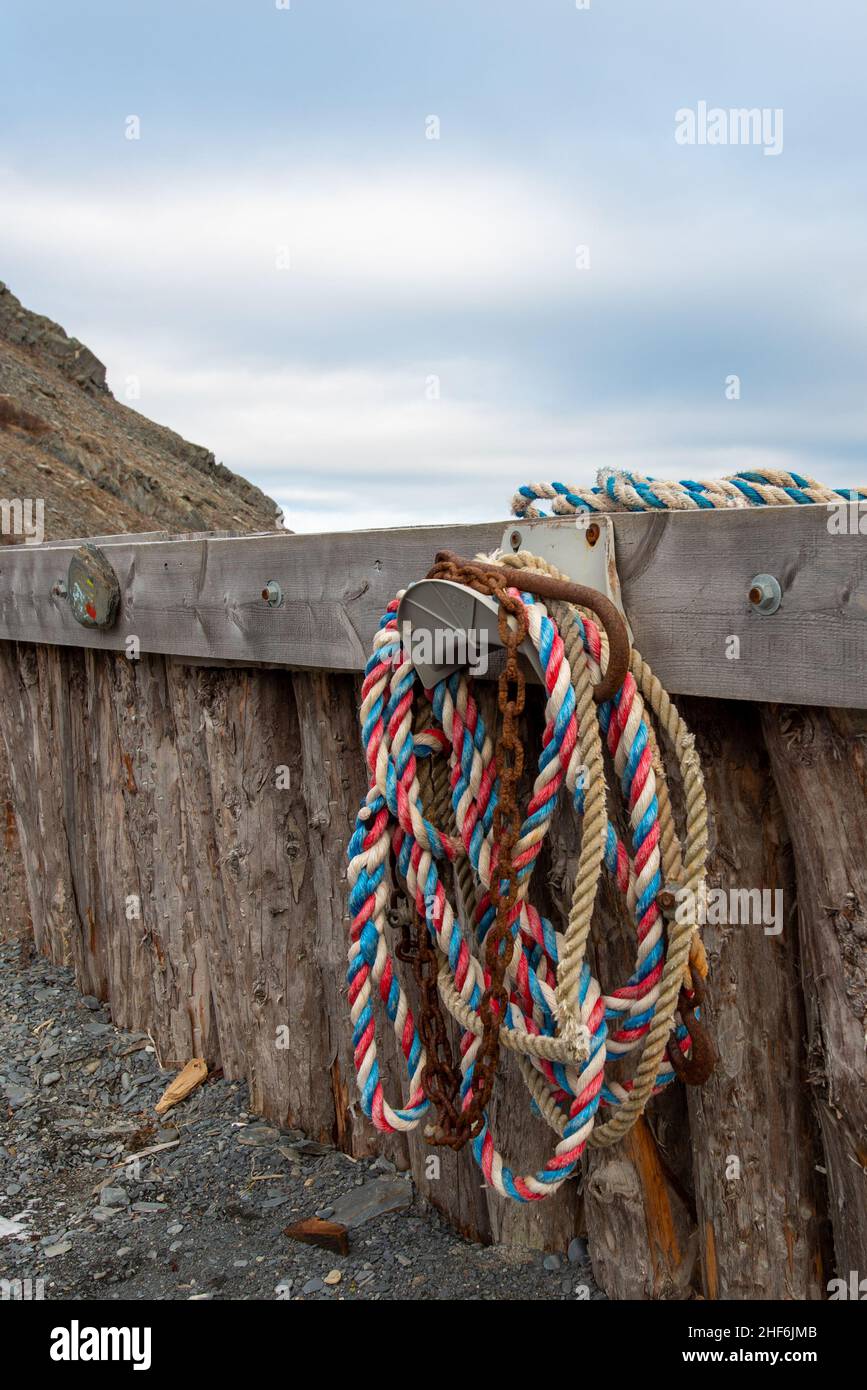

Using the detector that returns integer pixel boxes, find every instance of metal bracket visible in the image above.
[502,515,633,641]
[397,516,631,690]
[396,579,544,689]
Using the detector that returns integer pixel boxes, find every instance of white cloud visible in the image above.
[4,163,866,531]
[99,349,867,532]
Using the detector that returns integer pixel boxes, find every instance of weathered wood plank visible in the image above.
[762,705,867,1283]
[0,644,82,968]
[574,837,698,1299]
[681,697,829,1300]
[0,736,31,943]
[0,505,864,707]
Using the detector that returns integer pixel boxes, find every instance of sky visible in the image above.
[2,1,866,532]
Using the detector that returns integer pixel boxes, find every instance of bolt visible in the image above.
[656,883,681,916]
[262,580,283,608]
[509,530,522,552]
[748,573,782,615]
[586,523,600,547]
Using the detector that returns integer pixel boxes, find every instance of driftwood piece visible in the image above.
[154,1058,208,1114]
[761,705,867,1281]
[284,1218,350,1255]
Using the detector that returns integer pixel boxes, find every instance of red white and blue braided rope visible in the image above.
[346,568,705,1201]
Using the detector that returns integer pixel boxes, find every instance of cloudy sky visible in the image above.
[2,1,865,531]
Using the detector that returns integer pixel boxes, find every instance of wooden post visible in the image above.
[762,705,867,1282]
[681,697,829,1299]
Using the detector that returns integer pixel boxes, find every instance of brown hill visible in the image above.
[0,281,282,542]
[0,282,284,942]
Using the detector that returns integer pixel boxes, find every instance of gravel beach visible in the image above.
[0,940,600,1302]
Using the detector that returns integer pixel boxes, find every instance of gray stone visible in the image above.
[301,1277,325,1295]
[99,1186,130,1208]
[42,1240,72,1258]
[41,1071,61,1086]
[371,1156,396,1174]
[543,1253,561,1271]
[567,1237,588,1264]
[329,1175,413,1230]
[235,1125,280,1147]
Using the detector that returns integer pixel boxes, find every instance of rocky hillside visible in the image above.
[0,281,282,541]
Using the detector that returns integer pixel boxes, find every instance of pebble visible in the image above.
[99,1186,129,1208]
[329,1175,412,1229]
[301,1277,325,1295]
[324,1269,342,1286]
[42,1071,61,1086]
[371,1156,396,1174]
[167,1223,184,1235]
[43,1240,72,1258]
[543,1253,561,1272]
[235,1125,280,1147]
[567,1237,588,1264]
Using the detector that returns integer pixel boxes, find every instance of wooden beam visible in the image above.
[0,504,864,707]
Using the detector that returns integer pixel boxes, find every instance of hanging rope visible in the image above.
[346,533,710,1201]
[512,465,867,519]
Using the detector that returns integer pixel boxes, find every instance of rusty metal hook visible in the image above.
[666,973,716,1086]
[431,550,631,703]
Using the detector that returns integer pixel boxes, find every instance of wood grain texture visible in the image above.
[0,732,31,943]
[0,504,864,707]
[680,697,829,1299]
[762,705,867,1283]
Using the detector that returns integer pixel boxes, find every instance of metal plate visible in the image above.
[67,544,121,630]
[501,514,633,639]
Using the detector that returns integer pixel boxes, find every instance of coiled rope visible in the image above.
[346,538,709,1200]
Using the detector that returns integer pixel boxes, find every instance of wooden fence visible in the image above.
[0,506,864,1299]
